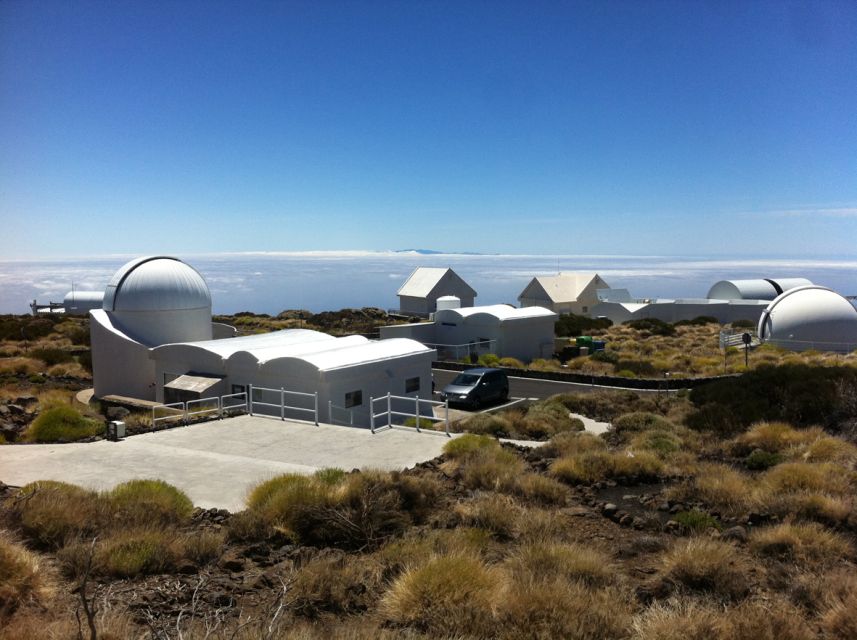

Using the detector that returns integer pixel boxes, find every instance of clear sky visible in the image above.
[1,0,856,259]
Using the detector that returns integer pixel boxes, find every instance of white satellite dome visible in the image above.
[758,285,857,353]
[103,256,211,312]
[101,256,213,345]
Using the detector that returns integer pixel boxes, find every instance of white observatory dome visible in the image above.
[101,256,213,345]
[757,286,857,353]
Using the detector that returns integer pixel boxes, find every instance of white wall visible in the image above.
[111,308,213,346]
[90,310,157,400]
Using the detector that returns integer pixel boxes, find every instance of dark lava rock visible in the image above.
[602,503,618,518]
[106,406,130,420]
[619,514,634,527]
[7,404,25,416]
[219,554,245,572]
[14,395,37,407]
[722,526,749,543]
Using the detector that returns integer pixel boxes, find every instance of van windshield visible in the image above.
[451,373,481,386]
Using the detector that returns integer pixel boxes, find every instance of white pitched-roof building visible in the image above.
[397,267,477,315]
[518,272,610,316]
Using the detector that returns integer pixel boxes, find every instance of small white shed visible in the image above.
[397,267,477,315]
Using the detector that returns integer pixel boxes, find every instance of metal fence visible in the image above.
[248,384,319,425]
[370,393,450,436]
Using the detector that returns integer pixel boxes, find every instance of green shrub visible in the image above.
[673,509,721,533]
[26,406,104,442]
[403,416,438,429]
[95,528,181,577]
[555,313,613,337]
[477,353,500,367]
[108,479,193,526]
[498,357,524,368]
[627,318,676,336]
[461,413,511,437]
[521,401,582,439]
[591,349,619,365]
[443,434,499,459]
[313,468,347,485]
[614,359,656,377]
[674,316,718,327]
[745,449,783,470]
[461,447,526,492]
[8,481,103,548]
[29,347,72,366]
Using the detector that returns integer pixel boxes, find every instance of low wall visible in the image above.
[432,361,737,390]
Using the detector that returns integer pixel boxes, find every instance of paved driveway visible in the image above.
[0,416,456,511]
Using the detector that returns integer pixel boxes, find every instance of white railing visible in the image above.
[328,401,355,427]
[152,401,187,427]
[186,396,220,420]
[248,384,319,426]
[220,392,248,416]
[369,393,450,436]
[424,339,496,361]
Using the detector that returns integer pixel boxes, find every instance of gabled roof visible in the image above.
[397,267,476,298]
[519,272,606,304]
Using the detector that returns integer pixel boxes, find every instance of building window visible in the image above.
[582,306,588,313]
[345,390,363,408]
[231,384,245,395]
[405,377,420,393]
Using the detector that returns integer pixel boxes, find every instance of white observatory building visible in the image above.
[89,256,435,425]
[757,286,857,353]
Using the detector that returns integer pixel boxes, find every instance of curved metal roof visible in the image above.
[707,278,813,301]
[103,256,211,312]
[437,304,556,322]
[758,285,857,351]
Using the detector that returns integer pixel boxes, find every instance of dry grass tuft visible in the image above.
[291,552,382,618]
[0,531,53,618]
[460,446,527,492]
[498,580,632,640]
[7,481,103,549]
[657,537,751,601]
[380,553,504,636]
[539,431,607,458]
[666,463,755,516]
[749,522,852,566]
[505,541,615,587]
[550,449,664,484]
[514,473,569,505]
[454,494,520,540]
[108,479,194,526]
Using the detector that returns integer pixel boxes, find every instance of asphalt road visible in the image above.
[432,368,667,400]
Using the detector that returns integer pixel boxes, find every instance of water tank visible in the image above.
[436,295,461,311]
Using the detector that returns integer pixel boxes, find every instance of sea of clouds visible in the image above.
[1,252,855,315]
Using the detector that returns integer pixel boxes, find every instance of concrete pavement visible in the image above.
[0,415,458,512]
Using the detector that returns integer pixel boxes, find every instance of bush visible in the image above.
[455,494,520,540]
[745,449,783,470]
[673,509,721,533]
[108,480,193,526]
[550,449,664,484]
[674,316,718,327]
[666,463,754,516]
[8,481,102,549]
[461,447,526,492]
[539,431,606,458]
[614,359,657,377]
[520,401,583,439]
[498,357,524,368]
[759,462,852,497]
[245,470,437,549]
[291,553,381,618]
[688,364,857,435]
[381,554,503,636]
[514,474,568,505]
[443,434,499,459]
[658,538,750,601]
[29,348,72,366]
[505,542,614,587]
[627,318,676,336]
[750,522,851,565]
[498,580,630,640]
[95,528,182,577]
[477,353,500,367]
[25,406,104,442]
[181,530,225,566]
[555,313,612,337]
[459,413,511,438]
[0,531,49,617]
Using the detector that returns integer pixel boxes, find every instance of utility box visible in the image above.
[107,420,125,441]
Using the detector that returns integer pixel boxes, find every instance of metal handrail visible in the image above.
[369,392,450,436]
[248,384,319,425]
[220,392,248,417]
[152,401,186,427]
[328,401,355,427]
[186,396,220,421]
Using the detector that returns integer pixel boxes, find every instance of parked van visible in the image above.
[441,367,509,409]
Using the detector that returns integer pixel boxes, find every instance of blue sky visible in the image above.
[1,0,856,258]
